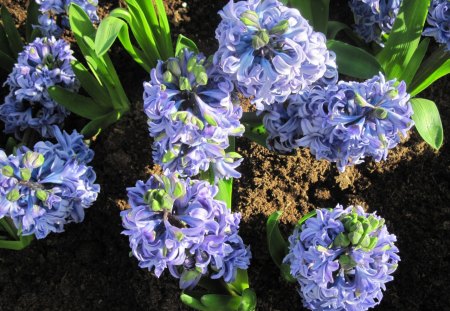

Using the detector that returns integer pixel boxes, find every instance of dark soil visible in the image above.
[1,1,449,310]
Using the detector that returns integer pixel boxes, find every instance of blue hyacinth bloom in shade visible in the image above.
[349,0,402,44]
[264,73,414,172]
[284,205,400,310]
[143,48,244,180]
[214,0,332,109]
[423,0,450,51]
[0,37,79,138]
[35,0,99,37]
[0,126,99,239]
[121,173,251,290]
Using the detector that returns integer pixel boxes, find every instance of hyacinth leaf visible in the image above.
[180,293,208,311]
[95,16,127,56]
[200,295,242,310]
[327,21,350,40]
[289,0,329,33]
[0,5,23,56]
[81,110,122,138]
[239,289,257,311]
[216,176,233,210]
[175,34,199,56]
[5,137,17,154]
[410,98,443,150]
[69,3,96,39]
[401,38,430,87]
[71,60,110,108]
[0,234,34,250]
[154,0,174,58]
[0,25,13,55]
[409,47,450,96]
[227,269,249,294]
[25,0,40,42]
[297,210,317,226]
[376,0,431,80]
[327,40,382,79]
[48,86,111,120]
[266,211,289,269]
[0,49,14,71]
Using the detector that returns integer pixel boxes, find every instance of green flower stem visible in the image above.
[0,217,19,240]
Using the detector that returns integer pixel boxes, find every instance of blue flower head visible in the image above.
[35,0,99,37]
[349,0,402,44]
[143,48,244,180]
[214,0,332,109]
[264,73,414,172]
[423,0,450,51]
[284,205,400,310]
[121,173,251,290]
[0,37,79,138]
[0,126,99,239]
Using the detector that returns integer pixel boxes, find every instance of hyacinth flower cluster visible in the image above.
[263,73,414,172]
[0,37,79,138]
[0,126,100,239]
[121,173,251,290]
[349,0,402,44]
[35,0,99,37]
[214,0,332,109]
[143,48,244,180]
[423,0,450,51]
[284,205,399,310]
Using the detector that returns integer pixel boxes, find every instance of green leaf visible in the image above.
[0,49,15,71]
[154,0,174,58]
[290,0,313,24]
[69,3,96,40]
[239,289,257,311]
[95,16,127,56]
[25,0,40,42]
[48,86,110,120]
[180,293,208,311]
[71,60,110,108]
[376,0,431,79]
[228,269,249,294]
[0,24,13,56]
[216,178,233,210]
[409,48,450,96]
[110,7,132,23]
[201,295,242,310]
[1,5,23,55]
[175,34,199,56]
[289,0,329,33]
[400,38,430,87]
[298,210,317,226]
[81,110,123,138]
[327,21,350,40]
[266,211,288,268]
[327,40,383,79]
[410,98,443,150]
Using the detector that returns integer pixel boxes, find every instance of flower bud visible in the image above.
[163,70,174,83]
[179,76,192,91]
[187,57,197,72]
[374,108,388,119]
[20,168,32,181]
[144,189,174,212]
[338,254,357,270]
[23,151,45,169]
[167,59,182,76]
[240,10,260,28]
[1,165,15,177]
[252,29,270,50]
[6,189,20,202]
[36,189,48,202]
[333,232,351,248]
[270,20,289,35]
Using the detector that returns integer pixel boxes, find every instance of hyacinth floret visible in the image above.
[284,205,399,310]
[423,0,450,51]
[143,48,244,180]
[0,37,78,138]
[121,173,251,289]
[214,0,331,108]
[349,0,402,44]
[0,126,99,239]
[35,0,99,37]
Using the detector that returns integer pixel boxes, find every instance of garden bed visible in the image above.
[0,0,449,310]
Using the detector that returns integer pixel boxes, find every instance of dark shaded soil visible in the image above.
[1,1,449,310]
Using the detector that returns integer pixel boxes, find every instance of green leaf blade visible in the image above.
[410,98,444,150]
[327,40,382,79]
[266,211,288,268]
